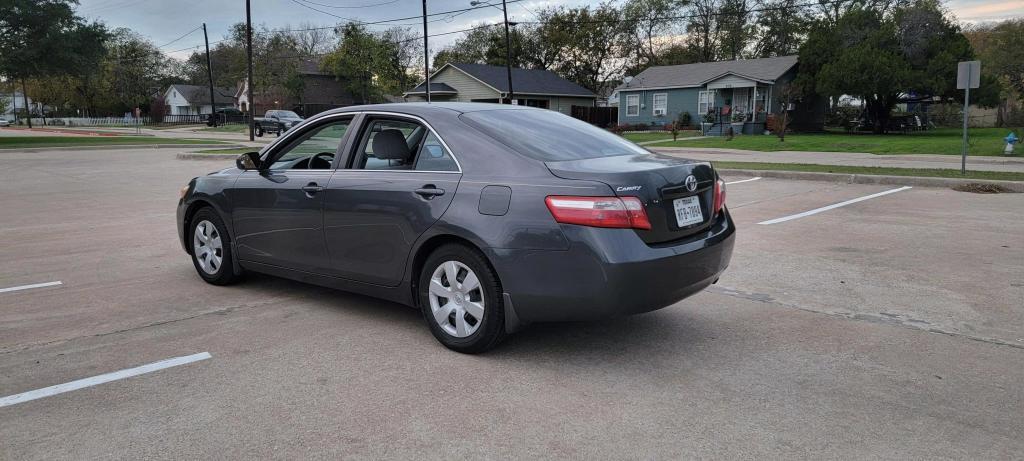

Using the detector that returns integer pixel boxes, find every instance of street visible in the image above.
[1,146,1022,458]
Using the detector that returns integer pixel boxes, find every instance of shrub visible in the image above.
[678,111,692,128]
[702,111,716,123]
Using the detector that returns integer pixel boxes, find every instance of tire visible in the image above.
[419,244,505,353]
[254,125,264,137]
[188,207,241,286]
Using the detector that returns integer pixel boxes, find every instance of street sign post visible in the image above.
[957,61,981,174]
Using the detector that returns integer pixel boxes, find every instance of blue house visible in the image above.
[616,55,825,134]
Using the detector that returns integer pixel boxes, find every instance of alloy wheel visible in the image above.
[193,220,224,275]
[428,260,485,338]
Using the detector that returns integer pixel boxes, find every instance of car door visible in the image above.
[323,114,462,286]
[229,115,353,274]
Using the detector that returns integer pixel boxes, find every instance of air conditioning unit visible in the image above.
[653,108,666,116]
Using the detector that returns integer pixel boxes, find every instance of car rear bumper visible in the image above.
[489,210,735,323]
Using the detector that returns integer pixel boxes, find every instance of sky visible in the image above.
[74,0,1024,60]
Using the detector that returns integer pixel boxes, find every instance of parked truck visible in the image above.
[253,110,304,137]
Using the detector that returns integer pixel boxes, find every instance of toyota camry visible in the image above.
[177,103,734,353]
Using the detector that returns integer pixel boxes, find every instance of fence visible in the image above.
[572,105,618,128]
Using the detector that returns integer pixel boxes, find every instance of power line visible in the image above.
[157,26,203,49]
[296,0,401,8]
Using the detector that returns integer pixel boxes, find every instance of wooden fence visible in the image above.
[571,105,618,128]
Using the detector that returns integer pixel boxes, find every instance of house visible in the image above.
[163,84,237,116]
[1,92,37,121]
[616,55,825,134]
[403,63,597,115]
[236,60,361,117]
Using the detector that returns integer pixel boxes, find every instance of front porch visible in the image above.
[698,75,772,136]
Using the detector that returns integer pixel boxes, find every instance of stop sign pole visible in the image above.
[957,61,981,175]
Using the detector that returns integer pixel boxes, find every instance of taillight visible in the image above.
[713,179,726,214]
[545,196,651,230]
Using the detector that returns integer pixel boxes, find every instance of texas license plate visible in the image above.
[673,196,703,227]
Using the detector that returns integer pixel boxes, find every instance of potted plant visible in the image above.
[701,111,715,134]
[730,110,746,134]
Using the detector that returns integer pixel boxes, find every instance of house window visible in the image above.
[652,93,667,116]
[698,90,715,116]
[625,94,640,117]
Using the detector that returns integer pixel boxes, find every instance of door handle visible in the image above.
[414,186,445,198]
[302,182,323,195]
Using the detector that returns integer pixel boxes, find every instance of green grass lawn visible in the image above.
[712,161,1024,182]
[662,128,1020,156]
[623,132,699,143]
[198,124,248,133]
[0,136,226,149]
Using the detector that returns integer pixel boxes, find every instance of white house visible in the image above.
[1,92,36,121]
[163,84,236,116]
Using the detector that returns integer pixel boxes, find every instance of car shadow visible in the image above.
[224,271,712,362]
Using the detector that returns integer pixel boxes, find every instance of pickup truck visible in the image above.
[253,110,304,137]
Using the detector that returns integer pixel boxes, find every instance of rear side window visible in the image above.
[461,109,650,161]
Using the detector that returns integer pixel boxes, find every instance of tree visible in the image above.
[622,0,688,75]
[322,23,412,103]
[753,0,811,57]
[0,0,108,126]
[536,3,632,93]
[716,0,754,60]
[685,0,722,62]
[797,1,973,133]
[99,28,171,114]
[964,19,1024,126]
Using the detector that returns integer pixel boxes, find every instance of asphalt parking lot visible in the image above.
[1,147,1022,459]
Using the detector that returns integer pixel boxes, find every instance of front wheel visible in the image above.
[189,208,241,285]
[419,244,505,353]
[254,125,264,137]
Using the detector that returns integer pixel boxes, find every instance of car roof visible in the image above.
[318,102,543,118]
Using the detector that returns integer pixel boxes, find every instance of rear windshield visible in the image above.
[461,109,650,161]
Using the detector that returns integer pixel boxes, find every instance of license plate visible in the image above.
[673,196,703,227]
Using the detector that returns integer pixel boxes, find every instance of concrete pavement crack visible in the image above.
[706,285,1024,351]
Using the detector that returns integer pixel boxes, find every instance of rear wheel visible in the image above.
[419,244,505,353]
[189,208,240,285]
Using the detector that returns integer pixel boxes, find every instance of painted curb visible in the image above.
[717,168,1024,192]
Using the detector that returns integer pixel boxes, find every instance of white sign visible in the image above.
[957,61,981,90]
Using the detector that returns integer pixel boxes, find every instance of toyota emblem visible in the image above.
[684,175,698,192]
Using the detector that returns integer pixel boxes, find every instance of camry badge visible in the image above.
[684,175,698,192]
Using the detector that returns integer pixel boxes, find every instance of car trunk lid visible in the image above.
[545,153,718,244]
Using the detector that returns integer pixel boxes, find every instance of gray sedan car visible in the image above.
[177,103,734,352]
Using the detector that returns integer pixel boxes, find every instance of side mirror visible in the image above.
[236,151,262,170]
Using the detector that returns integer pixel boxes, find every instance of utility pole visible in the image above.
[246,0,255,141]
[21,78,32,129]
[203,23,217,127]
[422,0,430,102]
[501,0,513,103]
[470,0,514,102]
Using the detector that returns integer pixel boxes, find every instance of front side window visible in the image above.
[267,118,350,170]
[626,94,640,116]
[653,93,667,116]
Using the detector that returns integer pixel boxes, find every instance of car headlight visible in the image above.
[180,185,190,200]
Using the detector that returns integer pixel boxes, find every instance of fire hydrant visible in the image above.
[1006,132,1018,155]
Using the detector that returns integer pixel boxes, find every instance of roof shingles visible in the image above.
[618,55,799,90]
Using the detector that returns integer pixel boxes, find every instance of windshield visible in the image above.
[276,111,301,118]
[461,109,650,161]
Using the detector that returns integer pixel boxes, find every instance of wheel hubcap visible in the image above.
[428,261,485,338]
[192,220,223,275]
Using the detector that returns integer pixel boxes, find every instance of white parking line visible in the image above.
[0,352,212,408]
[0,281,62,294]
[726,177,761,185]
[758,186,912,225]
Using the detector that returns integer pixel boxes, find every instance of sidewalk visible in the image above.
[650,146,1024,173]
[2,125,269,148]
